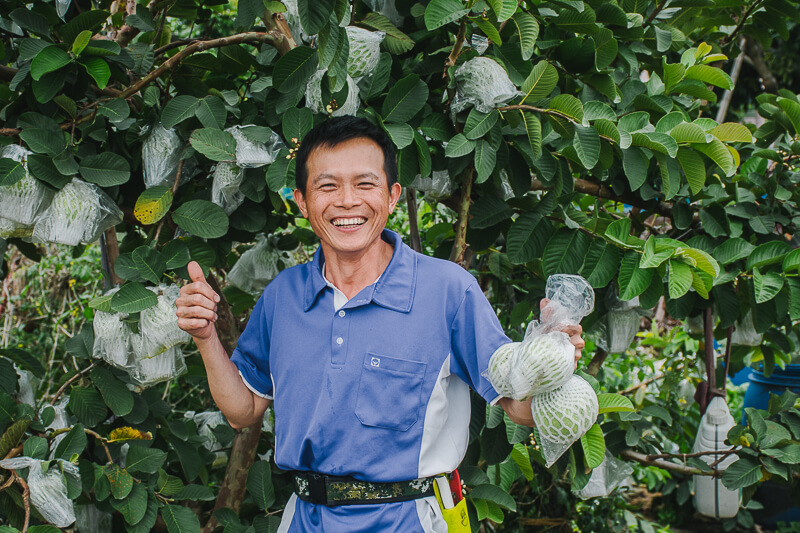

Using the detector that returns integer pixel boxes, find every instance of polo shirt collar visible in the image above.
[303,229,416,313]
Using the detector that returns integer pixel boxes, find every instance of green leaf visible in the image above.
[79,56,111,89]
[753,267,784,304]
[110,282,158,313]
[97,99,130,123]
[59,10,110,46]
[581,239,621,288]
[464,109,499,140]
[0,420,31,460]
[521,61,558,104]
[134,186,173,225]
[20,128,67,157]
[273,46,318,94]
[382,123,414,149]
[777,97,800,134]
[548,94,584,122]
[510,443,534,481]
[668,259,693,299]
[694,138,736,177]
[414,132,432,179]
[622,147,648,191]
[521,112,542,159]
[30,46,71,81]
[573,124,600,169]
[782,248,800,273]
[68,387,108,427]
[174,485,215,501]
[604,217,631,247]
[91,366,134,417]
[470,484,516,512]
[162,240,191,270]
[663,61,686,92]
[361,13,415,54]
[580,424,605,469]
[266,151,296,191]
[23,436,48,460]
[189,128,237,161]
[470,196,513,229]
[511,12,539,60]
[679,248,720,278]
[104,464,134,500]
[710,123,753,143]
[721,458,762,490]
[382,74,428,123]
[132,245,166,284]
[684,64,733,90]
[618,251,653,300]
[425,0,470,30]
[631,132,678,158]
[669,122,707,143]
[506,212,551,264]
[194,96,227,130]
[597,393,635,413]
[420,114,453,142]
[297,0,335,34]
[554,7,598,34]
[161,95,200,129]
[246,460,275,510]
[445,134,476,158]
[542,228,590,276]
[676,148,705,195]
[281,107,314,143]
[79,152,131,186]
[713,237,753,266]
[172,200,229,238]
[746,241,792,271]
[72,30,93,56]
[474,140,497,183]
[53,423,87,460]
[127,445,167,474]
[0,159,26,187]
[0,348,46,378]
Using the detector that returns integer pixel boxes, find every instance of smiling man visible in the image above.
[176,117,583,532]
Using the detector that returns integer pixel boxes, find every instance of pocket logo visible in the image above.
[370,357,381,368]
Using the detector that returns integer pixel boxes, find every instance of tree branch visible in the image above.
[586,348,608,377]
[620,449,720,477]
[715,37,746,123]
[720,0,765,46]
[449,166,474,268]
[741,35,778,93]
[643,0,669,28]
[406,188,422,253]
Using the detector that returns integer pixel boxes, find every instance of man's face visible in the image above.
[294,137,402,259]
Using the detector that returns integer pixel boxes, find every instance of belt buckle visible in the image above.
[306,472,328,506]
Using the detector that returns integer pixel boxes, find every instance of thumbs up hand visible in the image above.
[176,261,220,340]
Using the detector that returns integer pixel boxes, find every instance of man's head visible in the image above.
[294,116,398,194]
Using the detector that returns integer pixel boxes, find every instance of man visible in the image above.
[176,116,584,532]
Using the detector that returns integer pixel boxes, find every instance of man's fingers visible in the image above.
[540,298,549,311]
[177,305,218,321]
[177,317,210,331]
[187,261,206,283]
[561,324,582,336]
[177,293,217,311]
[181,280,220,303]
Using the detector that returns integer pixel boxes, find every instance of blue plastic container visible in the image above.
[741,364,800,526]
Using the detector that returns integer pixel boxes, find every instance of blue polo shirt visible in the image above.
[231,230,510,530]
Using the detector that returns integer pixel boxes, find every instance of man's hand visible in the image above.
[176,261,220,340]
[540,298,585,370]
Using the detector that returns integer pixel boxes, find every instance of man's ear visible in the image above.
[388,182,402,212]
[293,188,308,218]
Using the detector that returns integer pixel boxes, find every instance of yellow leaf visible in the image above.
[108,426,153,442]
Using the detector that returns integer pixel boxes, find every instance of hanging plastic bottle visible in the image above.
[692,396,740,518]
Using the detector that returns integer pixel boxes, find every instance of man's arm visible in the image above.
[176,261,271,429]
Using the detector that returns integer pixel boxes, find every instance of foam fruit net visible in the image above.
[451,57,519,114]
[0,145,53,235]
[345,26,385,78]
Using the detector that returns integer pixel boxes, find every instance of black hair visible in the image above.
[294,116,398,193]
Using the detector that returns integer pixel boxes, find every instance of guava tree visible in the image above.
[1,0,800,531]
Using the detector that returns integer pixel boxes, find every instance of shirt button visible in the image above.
[338,310,346,318]
[336,337,344,345]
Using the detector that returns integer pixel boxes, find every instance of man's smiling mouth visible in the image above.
[331,217,367,228]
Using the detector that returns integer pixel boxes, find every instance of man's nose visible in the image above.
[337,184,361,207]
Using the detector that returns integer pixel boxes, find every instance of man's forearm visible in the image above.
[194,333,265,429]
[498,397,535,427]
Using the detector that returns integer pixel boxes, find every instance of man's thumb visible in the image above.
[187,261,206,283]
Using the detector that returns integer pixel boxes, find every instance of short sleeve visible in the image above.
[230,293,273,398]
[450,281,511,404]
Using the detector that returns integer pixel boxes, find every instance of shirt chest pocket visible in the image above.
[354,352,427,431]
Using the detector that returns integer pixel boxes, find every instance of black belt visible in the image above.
[291,471,436,507]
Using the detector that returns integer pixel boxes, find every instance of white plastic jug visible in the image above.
[692,396,740,518]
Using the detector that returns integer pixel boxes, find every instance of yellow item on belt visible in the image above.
[433,475,470,532]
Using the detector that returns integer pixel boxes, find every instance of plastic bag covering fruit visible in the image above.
[282,0,311,43]
[227,234,290,295]
[731,310,762,346]
[305,69,360,117]
[0,144,54,230]
[0,457,79,528]
[129,345,187,388]
[575,450,633,499]
[41,399,71,459]
[135,284,191,359]
[470,34,489,55]
[364,0,404,26]
[142,123,183,188]
[606,290,641,353]
[31,179,123,246]
[75,504,112,533]
[451,57,519,114]
[211,162,245,215]
[226,125,285,168]
[410,171,453,200]
[185,410,229,451]
[93,289,134,369]
[345,27,385,79]
[531,375,599,466]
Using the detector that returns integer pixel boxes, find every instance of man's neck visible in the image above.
[321,237,394,299]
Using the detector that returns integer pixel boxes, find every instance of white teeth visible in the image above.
[332,217,366,226]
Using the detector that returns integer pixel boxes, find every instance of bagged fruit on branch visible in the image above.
[470,34,489,55]
[605,289,641,353]
[210,162,245,215]
[228,234,293,295]
[345,27,385,79]
[731,310,762,346]
[0,457,79,528]
[282,0,312,43]
[226,125,285,168]
[575,450,633,499]
[410,171,453,200]
[31,179,122,246]
[42,398,71,457]
[75,504,112,533]
[142,123,183,188]
[305,69,360,117]
[450,57,519,114]
[129,345,187,388]
[531,375,599,467]
[0,145,54,233]
[135,284,191,359]
[185,410,229,451]
[485,274,594,400]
